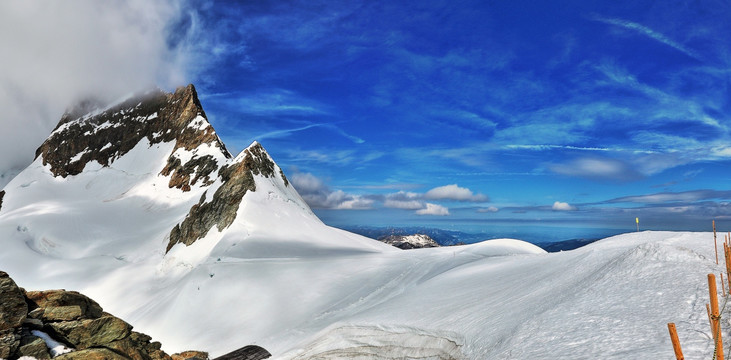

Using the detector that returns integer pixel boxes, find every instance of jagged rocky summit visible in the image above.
[36,85,230,183]
[379,234,440,249]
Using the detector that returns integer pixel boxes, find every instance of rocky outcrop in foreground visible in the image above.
[379,234,440,250]
[0,271,270,360]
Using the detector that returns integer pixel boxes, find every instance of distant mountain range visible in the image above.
[346,225,600,252]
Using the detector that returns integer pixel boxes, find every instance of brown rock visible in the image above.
[105,337,151,360]
[26,289,103,320]
[42,305,85,321]
[56,348,131,359]
[172,350,209,360]
[49,315,131,349]
[23,317,44,330]
[103,331,172,360]
[18,336,51,359]
[0,271,28,331]
[0,331,20,359]
[212,345,271,360]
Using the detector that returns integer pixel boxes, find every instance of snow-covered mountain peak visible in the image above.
[380,233,440,249]
[2,83,390,268]
[34,84,230,190]
[165,141,294,253]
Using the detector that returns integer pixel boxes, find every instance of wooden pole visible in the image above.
[722,273,727,297]
[708,303,714,334]
[726,244,731,288]
[667,323,684,360]
[709,273,725,360]
[715,220,719,264]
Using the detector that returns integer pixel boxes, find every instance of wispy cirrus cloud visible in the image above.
[247,122,365,145]
[207,89,330,116]
[608,190,731,204]
[590,15,701,61]
[549,157,642,181]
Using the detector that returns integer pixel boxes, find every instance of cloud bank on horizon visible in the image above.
[4,0,731,234]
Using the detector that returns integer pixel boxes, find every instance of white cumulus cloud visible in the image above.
[552,201,576,211]
[424,184,488,202]
[416,203,450,216]
[290,171,372,210]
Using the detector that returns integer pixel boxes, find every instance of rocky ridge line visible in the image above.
[166,142,280,252]
[35,84,230,192]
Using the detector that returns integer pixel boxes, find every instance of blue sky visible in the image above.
[181,0,731,238]
[4,0,731,240]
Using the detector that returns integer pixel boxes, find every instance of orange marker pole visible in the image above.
[709,273,724,360]
[722,273,727,297]
[708,303,714,334]
[667,323,684,360]
[715,220,719,265]
[726,244,731,289]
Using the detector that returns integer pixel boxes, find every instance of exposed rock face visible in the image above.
[379,234,440,249]
[0,190,5,212]
[34,84,230,192]
[0,272,27,332]
[0,272,27,358]
[166,142,279,252]
[48,316,132,349]
[212,345,271,360]
[18,336,50,359]
[1,272,171,360]
[25,289,104,321]
[57,348,130,359]
[172,350,209,360]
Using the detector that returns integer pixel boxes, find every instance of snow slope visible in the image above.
[0,88,725,359]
